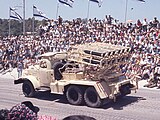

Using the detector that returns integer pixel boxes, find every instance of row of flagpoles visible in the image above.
[9,0,103,36]
[9,0,103,21]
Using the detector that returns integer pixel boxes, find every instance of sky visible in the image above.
[0,0,160,23]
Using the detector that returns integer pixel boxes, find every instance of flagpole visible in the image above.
[23,0,26,36]
[56,3,59,19]
[87,0,90,20]
[124,0,128,24]
[9,8,11,37]
[32,5,35,36]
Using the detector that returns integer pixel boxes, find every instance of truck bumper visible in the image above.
[14,78,23,84]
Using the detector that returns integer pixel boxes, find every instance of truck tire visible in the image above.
[118,84,131,98]
[66,85,84,105]
[53,62,64,80]
[22,81,35,97]
[84,87,102,108]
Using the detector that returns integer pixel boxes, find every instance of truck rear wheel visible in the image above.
[66,85,84,105]
[84,87,102,108]
[22,81,35,97]
[118,84,131,99]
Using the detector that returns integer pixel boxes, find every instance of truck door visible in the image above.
[38,60,52,86]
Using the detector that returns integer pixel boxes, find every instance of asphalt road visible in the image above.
[0,77,160,120]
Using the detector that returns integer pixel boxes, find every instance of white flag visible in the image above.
[58,0,74,8]
[89,0,103,7]
[10,7,22,21]
[33,5,48,19]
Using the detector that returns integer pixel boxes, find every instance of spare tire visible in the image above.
[53,62,64,80]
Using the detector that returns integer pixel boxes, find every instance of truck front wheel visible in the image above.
[22,81,35,97]
[84,87,102,108]
[66,85,84,105]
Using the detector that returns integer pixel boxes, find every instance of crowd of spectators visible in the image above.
[0,15,160,87]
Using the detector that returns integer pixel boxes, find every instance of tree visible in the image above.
[0,18,41,37]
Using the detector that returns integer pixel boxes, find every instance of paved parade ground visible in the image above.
[0,69,160,120]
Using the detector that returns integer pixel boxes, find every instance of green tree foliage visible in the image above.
[0,18,41,37]
[0,19,9,36]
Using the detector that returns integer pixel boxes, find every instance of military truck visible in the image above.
[14,42,137,108]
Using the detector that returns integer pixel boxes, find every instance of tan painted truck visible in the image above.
[14,42,137,108]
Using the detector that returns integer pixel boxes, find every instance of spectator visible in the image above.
[17,61,23,78]
[58,16,63,25]
[0,109,9,120]
[152,17,159,28]
[0,101,39,120]
[142,18,148,32]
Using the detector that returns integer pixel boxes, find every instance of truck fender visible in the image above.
[14,76,40,89]
[94,81,111,99]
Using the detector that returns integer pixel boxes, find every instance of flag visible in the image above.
[10,7,22,21]
[89,0,103,7]
[58,0,74,8]
[137,0,145,2]
[33,5,48,19]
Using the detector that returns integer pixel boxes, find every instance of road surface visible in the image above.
[0,76,160,120]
